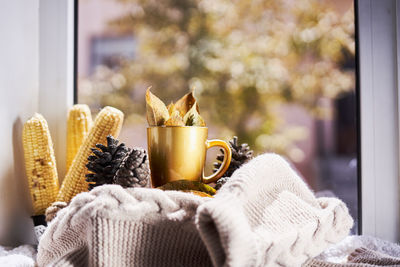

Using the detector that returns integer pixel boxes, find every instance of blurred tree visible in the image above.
[79,0,355,161]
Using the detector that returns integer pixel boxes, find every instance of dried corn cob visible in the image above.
[66,104,93,171]
[22,113,59,215]
[56,106,124,203]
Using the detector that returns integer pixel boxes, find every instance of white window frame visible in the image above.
[39,0,75,179]
[40,0,400,241]
[358,0,400,242]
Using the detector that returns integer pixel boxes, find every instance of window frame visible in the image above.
[39,0,75,178]
[48,0,400,240]
[357,0,400,241]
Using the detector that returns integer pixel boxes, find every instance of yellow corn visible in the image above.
[66,104,93,171]
[22,113,59,215]
[56,106,124,203]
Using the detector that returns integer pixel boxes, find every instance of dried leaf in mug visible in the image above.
[146,88,170,126]
[167,102,176,116]
[175,90,200,116]
[165,110,185,126]
[183,102,206,126]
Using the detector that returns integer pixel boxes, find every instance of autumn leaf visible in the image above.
[166,102,176,116]
[183,102,206,126]
[165,110,185,126]
[146,87,169,126]
[175,90,200,117]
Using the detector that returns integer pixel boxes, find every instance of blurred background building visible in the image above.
[77,0,358,231]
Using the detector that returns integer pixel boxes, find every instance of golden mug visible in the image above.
[147,126,232,187]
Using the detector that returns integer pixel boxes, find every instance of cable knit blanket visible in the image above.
[5,235,400,266]
[37,154,354,266]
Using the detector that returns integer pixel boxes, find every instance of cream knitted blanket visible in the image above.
[37,154,353,266]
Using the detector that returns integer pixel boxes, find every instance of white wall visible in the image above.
[0,1,40,245]
[0,0,74,246]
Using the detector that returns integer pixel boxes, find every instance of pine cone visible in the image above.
[113,148,150,188]
[85,135,150,190]
[86,135,130,190]
[213,136,253,186]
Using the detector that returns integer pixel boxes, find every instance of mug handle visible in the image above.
[202,139,232,184]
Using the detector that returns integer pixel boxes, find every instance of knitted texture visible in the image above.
[45,201,68,222]
[196,154,353,266]
[37,185,211,267]
[10,235,400,266]
[37,153,353,267]
[349,247,400,265]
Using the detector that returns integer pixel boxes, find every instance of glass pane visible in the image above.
[77,0,358,232]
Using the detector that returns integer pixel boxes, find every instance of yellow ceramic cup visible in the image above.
[147,126,232,187]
